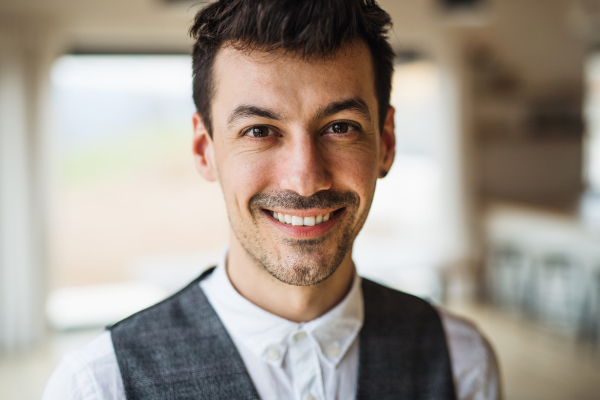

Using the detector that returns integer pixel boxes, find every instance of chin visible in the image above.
[264,259,338,286]
[258,235,353,287]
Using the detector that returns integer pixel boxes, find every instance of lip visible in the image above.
[263,208,344,238]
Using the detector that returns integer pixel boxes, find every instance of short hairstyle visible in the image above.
[189,0,395,137]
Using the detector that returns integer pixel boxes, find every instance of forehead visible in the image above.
[210,40,377,125]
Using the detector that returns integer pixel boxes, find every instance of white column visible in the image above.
[429,32,478,301]
[0,19,61,351]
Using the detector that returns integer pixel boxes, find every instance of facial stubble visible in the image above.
[231,189,365,286]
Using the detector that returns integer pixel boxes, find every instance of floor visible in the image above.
[447,302,600,400]
[1,303,599,400]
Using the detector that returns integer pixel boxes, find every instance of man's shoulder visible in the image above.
[438,307,488,345]
[437,307,497,368]
[361,279,502,399]
[63,330,116,366]
[437,308,502,400]
[42,331,124,400]
[362,279,497,374]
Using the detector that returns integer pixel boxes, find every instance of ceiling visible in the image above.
[0,0,443,53]
[0,0,585,91]
[0,0,203,52]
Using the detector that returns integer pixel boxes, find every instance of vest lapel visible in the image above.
[111,268,259,400]
[356,279,457,400]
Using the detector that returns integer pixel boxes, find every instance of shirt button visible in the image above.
[293,331,307,341]
[305,395,316,400]
[266,349,280,360]
[327,345,341,357]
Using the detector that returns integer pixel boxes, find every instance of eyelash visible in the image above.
[241,121,360,138]
[242,125,277,138]
[323,121,360,135]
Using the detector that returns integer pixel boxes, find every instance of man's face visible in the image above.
[194,40,395,286]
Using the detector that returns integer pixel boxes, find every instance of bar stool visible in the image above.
[486,243,531,311]
[578,267,600,346]
[534,252,586,333]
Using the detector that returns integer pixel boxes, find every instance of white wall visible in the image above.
[0,18,61,351]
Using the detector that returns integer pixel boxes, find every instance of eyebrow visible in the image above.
[314,97,372,123]
[226,96,372,130]
[227,105,285,129]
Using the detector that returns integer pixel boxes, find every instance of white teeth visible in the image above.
[270,211,334,226]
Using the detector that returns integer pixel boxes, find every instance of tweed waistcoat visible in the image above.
[110,268,456,399]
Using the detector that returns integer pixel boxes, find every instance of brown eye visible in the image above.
[325,122,357,134]
[245,126,273,138]
[332,123,348,134]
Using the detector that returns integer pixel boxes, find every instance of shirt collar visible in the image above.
[199,248,364,368]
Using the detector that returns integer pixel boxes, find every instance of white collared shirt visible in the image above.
[43,250,501,400]
[200,259,364,400]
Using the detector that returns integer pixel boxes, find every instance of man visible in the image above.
[44,0,501,399]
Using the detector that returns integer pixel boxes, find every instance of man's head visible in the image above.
[191,0,396,287]
[189,0,395,137]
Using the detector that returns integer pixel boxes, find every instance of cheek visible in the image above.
[218,149,276,212]
[328,148,379,198]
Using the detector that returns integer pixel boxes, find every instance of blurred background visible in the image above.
[1,0,600,398]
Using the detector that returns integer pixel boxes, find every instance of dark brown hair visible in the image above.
[189,0,394,136]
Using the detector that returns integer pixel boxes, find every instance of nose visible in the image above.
[278,134,332,197]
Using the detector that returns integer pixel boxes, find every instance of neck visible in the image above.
[226,238,356,323]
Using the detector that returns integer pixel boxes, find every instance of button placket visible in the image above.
[288,331,326,400]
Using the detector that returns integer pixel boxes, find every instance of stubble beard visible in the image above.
[229,189,365,286]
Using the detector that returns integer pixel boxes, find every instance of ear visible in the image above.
[193,112,218,182]
[379,106,396,178]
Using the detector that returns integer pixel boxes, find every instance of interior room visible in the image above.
[1,0,599,399]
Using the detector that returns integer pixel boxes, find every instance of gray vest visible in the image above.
[110,268,456,399]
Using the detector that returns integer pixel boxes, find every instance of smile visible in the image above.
[267,211,333,226]
[262,208,344,238]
